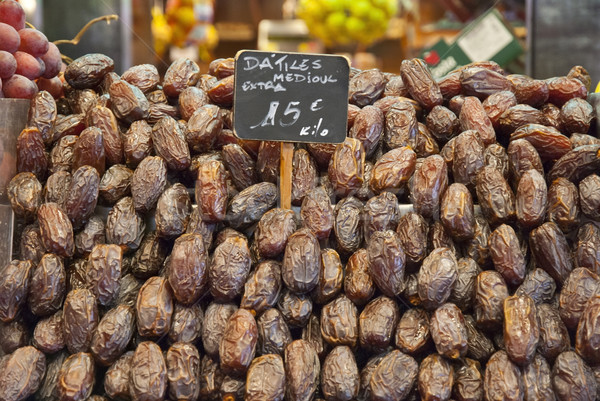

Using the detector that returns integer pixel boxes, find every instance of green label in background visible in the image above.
[421,8,523,79]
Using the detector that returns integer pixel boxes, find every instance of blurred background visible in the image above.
[21,0,600,86]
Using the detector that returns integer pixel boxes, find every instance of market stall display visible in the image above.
[1,43,600,401]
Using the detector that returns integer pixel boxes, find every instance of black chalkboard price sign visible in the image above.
[233,50,350,144]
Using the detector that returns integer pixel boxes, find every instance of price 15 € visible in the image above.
[250,99,329,137]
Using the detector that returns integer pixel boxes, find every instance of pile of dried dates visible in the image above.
[3,52,600,401]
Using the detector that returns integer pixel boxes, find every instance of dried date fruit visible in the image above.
[8,172,42,220]
[475,166,515,226]
[90,304,134,366]
[109,79,149,124]
[348,69,385,107]
[429,303,468,359]
[241,260,282,314]
[367,230,406,297]
[510,123,572,161]
[384,101,418,150]
[202,302,237,358]
[0,346,46,401]
[321,295,358,347]
[257,308,292,356]
[489,224,526,287]
[277,288,312,328]
[396,212,428,268]
[516,268,556,305]
[482,90,517,130]
[452,130,484,188]
[537,302,571,361]
[105,197,145,254]
[575,293,600,365]
[522,354,555,401]
[333,197,363,256]
[328,138,365,198]
[195,159,227,223]
[71,127,105,175]
[282,228,321,294]
[530,222,573,286]
[129,341,167,401]
[65,53,114,89]
[369,146,416,194]
[411,154,448,219]
[136,276,174,337]
[350,105,384,158]
[284,340,320,401]
[19,224,44,264]
[64,165,99,229]
[210,235,250,302]
[464,315,495,362]
[254,208,297,258]
[155,183,191,238]
[559,267,600,330]
[574,223,600,274]
[359,296,399,352]
[546,76,588,106]
[131,156,167,214]
[499,104,551,137]
[27,253,65,316]
[417,247,458,310]
[579,174,600,220]
[165,342,201,401]
[256,141,280,183]
[98,164,132,204]
[227,182,278,229]
[121,63,159,93]
[131,232,168,278]
[515,168,547,228]
[459,96,496,146]
[168,303,203,344]
[151,116,191,171]
[207,75,234,107]
[300,186,333,240]
[474,270,509,331]
[16,127,47,181]
[104,351,133,400]
[548,144,600,184]
[49,135,77,174]
[363,191,400,241]
[246,354,285,401]
[291,148,319,205]
[63,288,98,353]
[426,105,460,143]
[87,105,123,165]
[503,294,539,365]
[417,353,453,401]
[344,249,375,306]
[37,202,74,257]
[461,66,510,98]
[222,143,258,191]
[552,351,596,401]
[507,138,543,185]
[441,183,475,240]
[400,58,442,110]
[395,307,430,355]
[483,351,524,401]
[448,258,481,311]
[311,249,343,304]
[547,177,580,232]
[32,311,65,354]
[321,346,359,401]
[123,120,152,167]
[220,308,258,376]
[560,97,593,134]
[162,58,200,97]
[369,349,418,401]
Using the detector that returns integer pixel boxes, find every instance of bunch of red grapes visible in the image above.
[0,0,63,99]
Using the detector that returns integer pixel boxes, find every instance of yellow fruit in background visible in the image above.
[297,0,397,46]
[175,7,196,31]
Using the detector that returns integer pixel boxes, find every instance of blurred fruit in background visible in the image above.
[296,0,398,47]
[152,0,218,62]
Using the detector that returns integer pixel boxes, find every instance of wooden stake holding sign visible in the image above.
[233,50,350,209]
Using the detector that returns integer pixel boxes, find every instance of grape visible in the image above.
[36,76,63,98]
[0,22,20,53]
[3,74,38,99]
[14,51,44,79]
[40,42,61,78]
[0,50,17,79]
[18,28,49,57]
[0,0,25,30]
